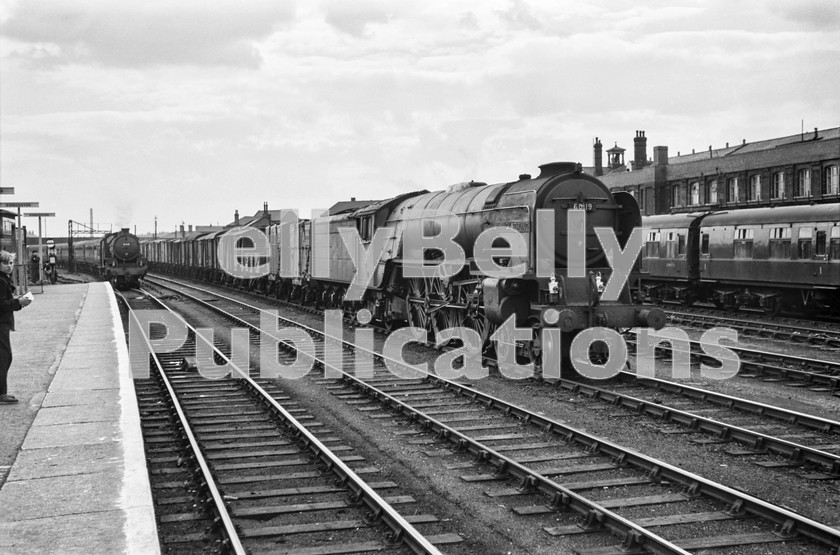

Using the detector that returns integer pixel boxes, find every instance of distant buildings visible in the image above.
[587,127,840,215]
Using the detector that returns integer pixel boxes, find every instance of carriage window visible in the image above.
[769,227,791,259]
[830,227,840,259]
[700,233,709,255]
[798,227,812,259]
[677,234,685,255]
[645,231,660,258]
[815,230,827,257]
[734,228,754,258]
[665,232,677,258]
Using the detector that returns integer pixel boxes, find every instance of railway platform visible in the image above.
[0,282,159,554]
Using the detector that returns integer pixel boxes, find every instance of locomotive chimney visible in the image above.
[234,209,240,226]
[632,130,647,170]
[593,137,603,176]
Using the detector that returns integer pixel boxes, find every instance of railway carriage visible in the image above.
[640,204,840,315]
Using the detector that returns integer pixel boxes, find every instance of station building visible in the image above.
[587,126,840,216]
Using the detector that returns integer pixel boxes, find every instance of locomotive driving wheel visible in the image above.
[407,278,432,334]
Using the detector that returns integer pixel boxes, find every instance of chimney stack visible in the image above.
[593,137,603,176]
[632,131,647,170]
[234,209,240,226]
[653,146,668,166]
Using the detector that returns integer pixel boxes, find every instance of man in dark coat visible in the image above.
[0,251,32,404]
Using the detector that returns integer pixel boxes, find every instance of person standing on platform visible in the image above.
[29,251,40,285]
[0,251,32,404]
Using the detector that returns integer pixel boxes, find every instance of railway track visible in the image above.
[664,308,840,348]
[142,275,840,554]
[118,289,460,554]
[624,332,840,396]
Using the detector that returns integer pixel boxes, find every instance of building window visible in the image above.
[727,177,739,203]
[749,175,761,201]
[708,180,718,204]
[798,227,812,258]
[769,227,791,259]
[734,228,753,258]
[796,169,811,197]
[772,172,785,199]
[640,188,647,214]
[690,182,700,205]
[672,185,682,207]
[824,165,839,195]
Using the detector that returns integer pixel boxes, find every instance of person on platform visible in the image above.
[29,251,40,285]
[0,251,32,404]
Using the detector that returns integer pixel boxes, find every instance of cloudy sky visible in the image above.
[1,0,838,237]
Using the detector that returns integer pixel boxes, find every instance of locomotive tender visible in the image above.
[144,162,665,366]
[55,228,148,288]
[639,204,840,315]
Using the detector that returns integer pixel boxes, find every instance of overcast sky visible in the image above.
[1,0,838,236]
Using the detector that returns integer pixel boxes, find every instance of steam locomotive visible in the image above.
[638,204,840,315]
[143,162,665,366]
[55,228,148,288]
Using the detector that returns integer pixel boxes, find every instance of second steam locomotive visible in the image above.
[55,228,148,288]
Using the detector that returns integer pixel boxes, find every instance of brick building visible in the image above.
[588,127,840,215]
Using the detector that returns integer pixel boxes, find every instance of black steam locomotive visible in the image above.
[55,228,147,289]
[143,162,665,368]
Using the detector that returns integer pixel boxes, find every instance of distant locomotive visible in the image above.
[143,162,665,368]
[55,228,147,288]
[639,204,840,315]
